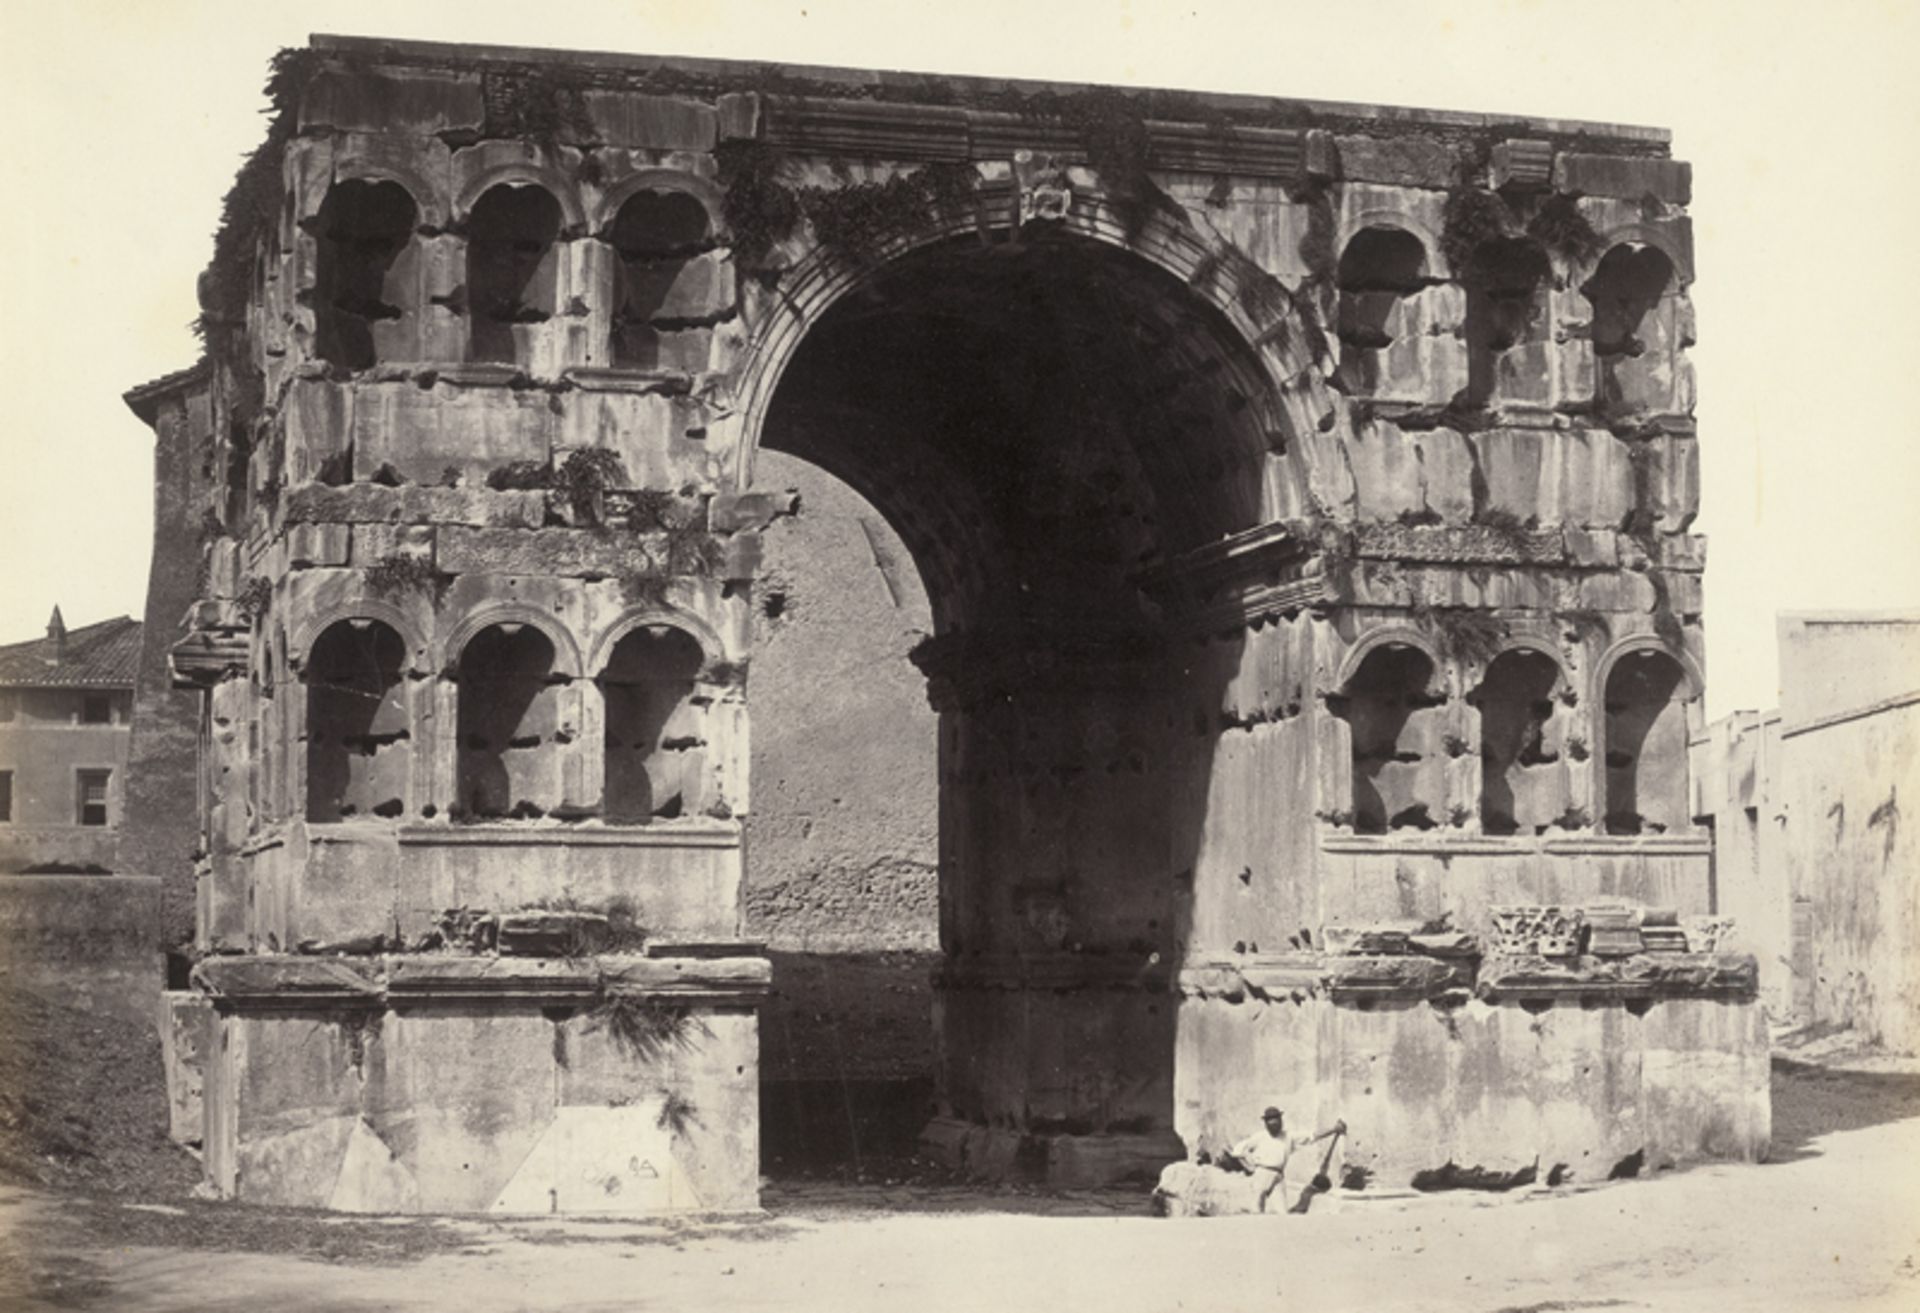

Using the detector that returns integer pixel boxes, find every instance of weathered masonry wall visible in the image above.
[0,876,164,1026]
[744,450,937,953]
[125,33,1760,1208]
[1695,613,1920,1052]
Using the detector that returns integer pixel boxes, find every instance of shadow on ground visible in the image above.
[1768,1056,1920,1163]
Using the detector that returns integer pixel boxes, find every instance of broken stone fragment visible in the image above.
[1322,955,1472,1001]
[581,91,717,151]
[1489,139,1554,192]
[709,490,799,533]
[287,522,351,569]
[1553,154,1692,205]
[1406,930,1479,958]
[1330,133,1458,188]
[1320,924,1423,955]
[496,911,611,957]
[1152,1160,1269,1217]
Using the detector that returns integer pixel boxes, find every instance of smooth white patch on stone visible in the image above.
[329,1116,422,1214]
[489,1102,691,1214]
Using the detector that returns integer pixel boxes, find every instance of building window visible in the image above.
[0,691,15,722]
[0,771,12,823]
[82,695,112,725]
[77,770,110,827]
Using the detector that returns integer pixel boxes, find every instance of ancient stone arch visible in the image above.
[132,37,1762,1216]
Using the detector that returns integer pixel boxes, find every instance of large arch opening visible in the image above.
[746,448,941,1180]
[749,229,1277,1185]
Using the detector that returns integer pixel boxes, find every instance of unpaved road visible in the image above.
[4,1058,1916,1312]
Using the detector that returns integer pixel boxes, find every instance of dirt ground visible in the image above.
[2,990,1916,1312]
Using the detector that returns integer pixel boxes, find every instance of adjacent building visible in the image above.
[0,609,141,874]
[1693,612,1920,1052]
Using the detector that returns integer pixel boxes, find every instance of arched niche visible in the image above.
[1331,639,1447,833]
[1581,241,1680,416]
[454,623,567,820]
[313,179,419,372]
[608,185,718,369]
[599,623,707,823]
[1336,227,1427,345]
[1461,235,1551,406]
[305,618,410,822]
[466,182,564,365]
[1333,225,1432,398]
[1600,646,1693,835]
[1471,646,1569,834]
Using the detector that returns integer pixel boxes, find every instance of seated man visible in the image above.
[1226,1107,1345,1214]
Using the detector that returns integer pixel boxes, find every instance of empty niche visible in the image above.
[1473,649,1568,834]
[305,619,410,822]
[1602,649,1689,835]
[466,183,563,364]
[1334,227,1428,392]
[313,180,419,371]
[600,625,705,822]
[1581,243,1678,415]
[455,624,565,819]
[1462,236,1550,405]
[609,189,713,369]
[1332,644,1446,833]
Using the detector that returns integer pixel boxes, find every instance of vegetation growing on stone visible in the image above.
[1526,193,1605,265]
[363,553,442,600]
[798,162,978,262]
[1417,604,1508,667]
[552,448,628,525]
[585,993,704,1062]
[1439,188,1514,282]
[236,576,273,621]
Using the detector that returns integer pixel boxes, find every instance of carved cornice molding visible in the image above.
[1132,525,1327,636]
[195,952,772,1010]
[1177,949,1759,1005]
[935,950,1171,992]
[762,94,1331,181]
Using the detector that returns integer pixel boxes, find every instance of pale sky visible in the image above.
[3,0,1916,719]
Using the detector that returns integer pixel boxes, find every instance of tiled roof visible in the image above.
[0,616,142,688]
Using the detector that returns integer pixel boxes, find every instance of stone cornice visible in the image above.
[309,34,1674,151]
[1177,949,1758,1004]
[1476,952,1757,1003]
[195,952,772,1010]
[1134,525,1329,635]
[396,823,742,850]
[1321,832,1714,857]
[935,951,1171,992]
[765,96,1330,180]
